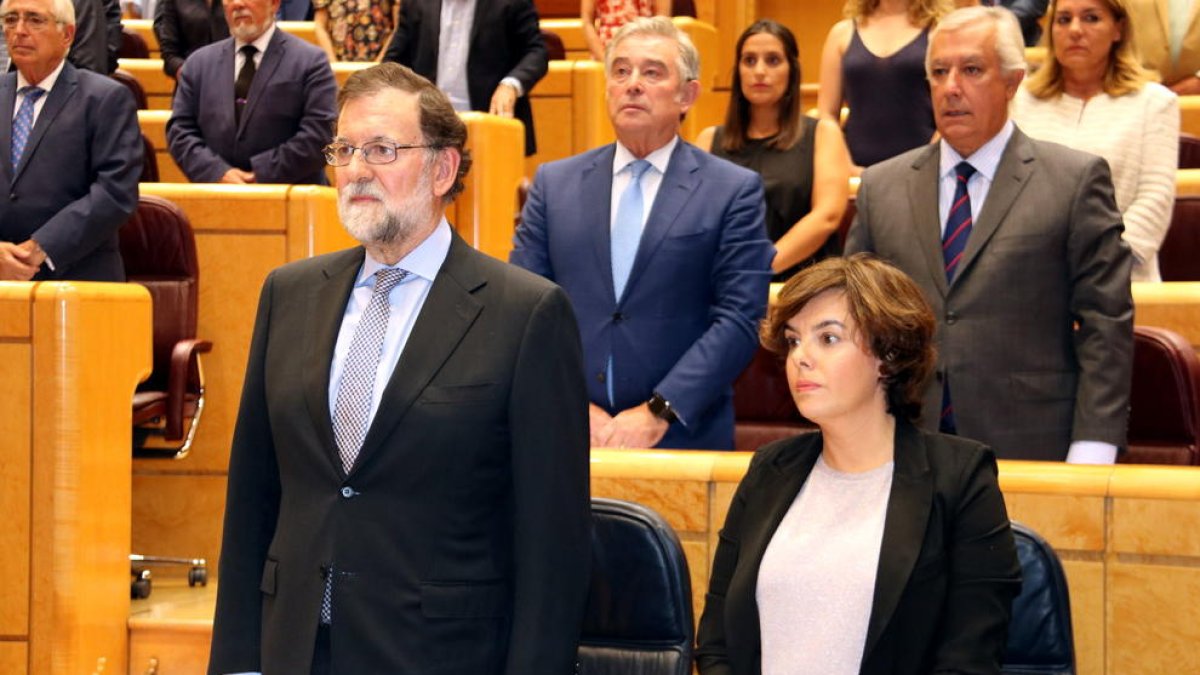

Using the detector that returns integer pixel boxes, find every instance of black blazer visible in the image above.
[382,0,547,156]
[207,233,592,674]
[0,63,141,280]
[153,0,230,78]
[696,421,1022,675]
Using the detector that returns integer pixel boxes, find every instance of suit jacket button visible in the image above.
[8,193,15,201]
[341,486,356,498]
[597,371,606,383]
[612,312,624,323]
[945,311,959,325]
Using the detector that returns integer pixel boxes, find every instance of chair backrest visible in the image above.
[1181,133,1200,170]
[112,68,149,110]
[1003,521,1075,675]
[542,29,566,60]
[140,133,160,183]
[579,498,693,675]
[118,194,201,392]
[1123,325,1200,465]
[1161,195,1200,281]
[671,0,696,17]
[119,26,151,59]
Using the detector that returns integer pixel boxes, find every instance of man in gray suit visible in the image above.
[846,6,1133,463]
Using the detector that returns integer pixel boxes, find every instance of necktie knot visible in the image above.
[239,44,257,59]
[627,159,652,182]
[954,161,977,182]
[373,268,408,296]
[18,86,45,101]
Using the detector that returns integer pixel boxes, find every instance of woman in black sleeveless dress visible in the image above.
[696,20,851,281]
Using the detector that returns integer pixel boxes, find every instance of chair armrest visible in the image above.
[165,338,213,440]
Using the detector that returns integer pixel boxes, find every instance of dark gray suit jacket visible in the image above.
[846,127,1133,461]
[167,28,336,184]
[0,62,141,280]
[208,233,592,674]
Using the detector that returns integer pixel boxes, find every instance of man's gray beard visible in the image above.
[230,20,270,42]
[338,177,434,247]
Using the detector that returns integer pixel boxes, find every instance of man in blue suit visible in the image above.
[0,0,141,281]
[511,17,773,450]
[166,0,335,184]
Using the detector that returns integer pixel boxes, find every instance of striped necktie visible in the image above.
[11,86,45,169]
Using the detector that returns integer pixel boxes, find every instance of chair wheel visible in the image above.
[188,566,208,587]
[132,570,152,599]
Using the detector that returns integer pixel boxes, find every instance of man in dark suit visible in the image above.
[510,17,773,450]
[0,0,141,281]
[166,0,335,184]
[846,6,1133,462]
[382,0,547,156]
[153,0,229,79]
[207,63,591,675]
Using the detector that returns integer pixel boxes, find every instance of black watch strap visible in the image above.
[647,393,678,424]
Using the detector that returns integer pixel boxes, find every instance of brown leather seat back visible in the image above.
[1124,326,1200,465]
[732,347,815,449]
[1180,133,1200,170]
[1161,195,1200,281]
[141,134,160,183]
[542,30,566,60]
[119,27,151,59]
[112,68,149,110]
[119,195,200,393]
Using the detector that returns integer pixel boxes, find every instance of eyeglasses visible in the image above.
[0,11,62,31]
[323,140,435,166]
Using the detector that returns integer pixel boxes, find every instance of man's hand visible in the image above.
[1170,75,1200,96]
[0,240,40,280]
[594,403,669,449]
[220,168,256,184]
[588,403,615,446]
[489,82,518,118]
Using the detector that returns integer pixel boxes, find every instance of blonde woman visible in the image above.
[1012,0,1178,282]
[818,0,950,174]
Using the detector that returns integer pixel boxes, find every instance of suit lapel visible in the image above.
[622,141,698,298]
[349,233,484,474]
[238,30,285,136]
[862,421,933,660]
[907,146,947,297]
[954,130,1034,283]
[303,248,365,479]
[0,75,15,186]
[585,145,617,302]
[14,63,78,184]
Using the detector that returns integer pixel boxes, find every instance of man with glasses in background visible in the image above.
[207,62,591,674]
[166,0,335,184]
[0,0,141,281]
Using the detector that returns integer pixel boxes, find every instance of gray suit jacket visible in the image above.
[846,128,1133,461]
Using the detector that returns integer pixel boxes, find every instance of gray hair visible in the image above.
[0,0,75,25]
[926,6,1026,76]
[605,16,700,84]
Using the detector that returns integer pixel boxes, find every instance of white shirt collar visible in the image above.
[612,135,679,177]
[939,119,1014,181]
[358,217,453,285]
[17,57,66,91]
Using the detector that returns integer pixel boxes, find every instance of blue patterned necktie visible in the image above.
[322,267,408,625]
[611,159,653,300]
[332,267,409,474]
[12,86,45,169]
[942,161,977,282]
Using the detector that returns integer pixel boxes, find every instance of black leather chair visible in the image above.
[579,498,693,675]
[1003,521,1075,675]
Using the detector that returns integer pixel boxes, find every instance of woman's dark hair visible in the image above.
[761,254,937,422]
[720,20,803,153]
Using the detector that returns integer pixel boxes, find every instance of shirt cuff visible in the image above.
[1065,440,1118,465]
[500,76,523,97]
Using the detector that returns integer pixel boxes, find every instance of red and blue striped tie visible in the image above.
[940,161,976,433]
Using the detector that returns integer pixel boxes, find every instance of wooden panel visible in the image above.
[1062,559,1104,675]
[132,475,227,584]
[1002,493,1106,552]
[28,282,151,675]
[1108,562,1200,674]
[456,112,526,260]
[119,58,175,110]
[0,284,32,338]
[138,110,187,183]
[1111,497,1200,556]
[123,18,159,55]
[139,184,290,233]
[0,343,31,638]
[528,96,573,176]
[129,579,218,675]
[285,185,355,261]
[1178,168,1200,195]
[1183,96,1200,138]
[592,477,709,534]
[0,642,27,675]
[1132,281,1200,348]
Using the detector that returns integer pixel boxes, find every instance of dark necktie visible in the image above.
[939,161,977,434]
[12,86,45,169]
[234,45,257,124]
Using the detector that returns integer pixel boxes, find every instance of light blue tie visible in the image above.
[11,86,44,169]
[611,159,652,300]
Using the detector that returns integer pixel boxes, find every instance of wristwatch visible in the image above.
[647,392,678,424]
